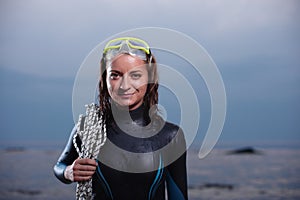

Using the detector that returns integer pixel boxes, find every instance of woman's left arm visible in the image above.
[165,127,188,200]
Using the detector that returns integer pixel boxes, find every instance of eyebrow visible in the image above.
[129,70,143,73]
[107,68,145,76]
[108,70,122,74]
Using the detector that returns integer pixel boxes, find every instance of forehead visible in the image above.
[107,54,147,72]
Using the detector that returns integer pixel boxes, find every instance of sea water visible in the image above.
[0,141,299,200]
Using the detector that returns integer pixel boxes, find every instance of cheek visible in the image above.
[133,75,148,90]
[106,77,115,95]
[136,78,148,95]
[140,85,148,97]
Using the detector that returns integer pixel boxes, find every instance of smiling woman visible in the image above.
[54,37,188,200]
[106,54,149,110]
[99,37,159,122]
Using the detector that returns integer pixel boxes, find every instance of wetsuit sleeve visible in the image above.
[166,128,188,200]
[53,126,80,184]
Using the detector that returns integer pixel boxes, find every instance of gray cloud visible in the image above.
[0,0,299,142]
[1,0,298,76]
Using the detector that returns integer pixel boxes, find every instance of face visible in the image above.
[106,54,148,110]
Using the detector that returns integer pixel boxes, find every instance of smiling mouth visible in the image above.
[118,93,134,98]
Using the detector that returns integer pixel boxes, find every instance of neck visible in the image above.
[110,103,150,126]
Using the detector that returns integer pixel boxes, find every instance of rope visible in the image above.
[73,103,107,200]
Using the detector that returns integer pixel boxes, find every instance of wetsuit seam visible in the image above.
[96,162,113,200]
[148,155,163,200]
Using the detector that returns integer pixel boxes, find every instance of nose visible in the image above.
[119,74,130,90]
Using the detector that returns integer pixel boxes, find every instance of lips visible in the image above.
[118,93,134,98]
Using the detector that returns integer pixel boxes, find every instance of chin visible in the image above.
[115,100,134,108]
[117,100,143,110]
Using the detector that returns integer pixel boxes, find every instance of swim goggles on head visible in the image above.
[103,37,151,61]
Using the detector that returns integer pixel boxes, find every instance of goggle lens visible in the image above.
[103,37,151,61]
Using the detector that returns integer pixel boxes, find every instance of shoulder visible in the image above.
[162,121,181,136]
[158,121,186,146]
[159,121,187,166]
[162,120,183,134]
[164,121,180,130]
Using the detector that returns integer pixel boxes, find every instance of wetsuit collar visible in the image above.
[110,103,151,126]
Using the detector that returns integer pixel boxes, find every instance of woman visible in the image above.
[54,37,188,200]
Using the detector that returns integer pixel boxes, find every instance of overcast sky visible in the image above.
[0,0,299,147]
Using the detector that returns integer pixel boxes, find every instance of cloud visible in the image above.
[0,0,298,78]
[0,0,299,142]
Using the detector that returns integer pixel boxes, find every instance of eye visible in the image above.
[110,72,121,80]
[130,73,142,80]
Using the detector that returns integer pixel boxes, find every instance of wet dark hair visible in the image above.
[98,51,159,121]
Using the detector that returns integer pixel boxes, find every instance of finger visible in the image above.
[76,158,98,166]
[74,175,93,182]
[73,164,97,172]
[73,170,96,177]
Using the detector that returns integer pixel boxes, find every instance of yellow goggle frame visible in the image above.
[103,37,151,57]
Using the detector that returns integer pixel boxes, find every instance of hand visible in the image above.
[64,158,98,182]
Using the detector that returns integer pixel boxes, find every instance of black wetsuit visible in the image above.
[54,105,188,200]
